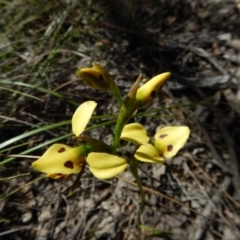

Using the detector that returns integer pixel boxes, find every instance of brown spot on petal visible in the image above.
[151,90,156,98]
[58,147,66,153]
[64,161,74,169]
[98,74,104,82]
[167,145,173,152]
[159,134,168,139]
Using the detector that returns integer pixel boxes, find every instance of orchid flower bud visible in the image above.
[136,72,170,108]
[76,63,120,94]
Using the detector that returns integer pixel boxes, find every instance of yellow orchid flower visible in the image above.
[86,152,127,179]
[72,101,97,136]
[32,144,90,179]
[32,101,96,178]
[32,144,127,180]
[136,72,170,108]
[72,101,128,179]
[75,63,120,95]
[76,65,109,91]
[121,123,190,163]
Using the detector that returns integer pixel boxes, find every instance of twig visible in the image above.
[188,153,240,209]
[198,122,230,172]
[193,177,231,240]
[117,176,230,226]
[214,109,240,200]
[185,161,230,227]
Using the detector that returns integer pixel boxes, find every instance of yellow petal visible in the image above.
[121,123,149,144]
[86,153,127,179]
[154,126,190,158]
[32,144,85,175]
[72,101,97,136]
[134,144,164,163]
[136,72,170,108]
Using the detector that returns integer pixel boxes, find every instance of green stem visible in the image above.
[111,91,123,153]
[69,160,86,196]
[129,158,145,227]
[112,74,142,152]
[113,92,123,108]
[112,125,121,153]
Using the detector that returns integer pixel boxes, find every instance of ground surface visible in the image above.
[1,0,240,239]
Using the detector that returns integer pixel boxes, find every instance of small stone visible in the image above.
[217,33,232,41]
[22,211,32,223]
